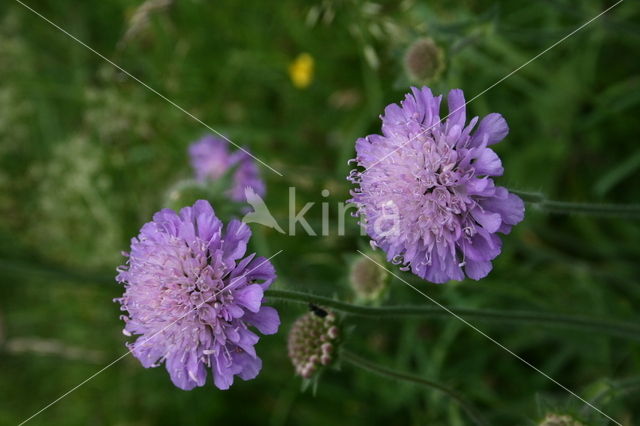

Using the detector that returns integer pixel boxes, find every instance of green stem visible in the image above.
[265,289,640,342]
[341,349,487,425]
[512,190,640,218]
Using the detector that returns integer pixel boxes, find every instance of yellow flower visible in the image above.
[288,53,314,89]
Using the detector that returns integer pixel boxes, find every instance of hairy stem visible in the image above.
[512,190,640,219]
[341,349,487,425]
[265,289,640,342]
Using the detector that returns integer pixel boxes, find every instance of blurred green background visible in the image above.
[1,0,640,425]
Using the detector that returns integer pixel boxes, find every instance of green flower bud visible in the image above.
[349,253,389,304]
[404,37,445,83]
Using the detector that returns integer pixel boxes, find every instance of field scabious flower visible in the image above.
[116,200,279,390]
[189,135,266,203]
[348,87,524,284]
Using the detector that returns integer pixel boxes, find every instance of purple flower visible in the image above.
[116,200,279,390]
[189,135,266,202]
[348,87,524,284]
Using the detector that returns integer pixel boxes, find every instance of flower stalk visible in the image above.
[265,289,640,342]
[512,190,640,219]
[341,349,486,425]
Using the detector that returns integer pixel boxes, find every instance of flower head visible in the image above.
[288,308,340,379]
[189,135,266,203]
[348,87,524,283]
[116,200,279,390]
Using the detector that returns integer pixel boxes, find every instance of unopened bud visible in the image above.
[287,309,341,379]
[404,37,444,83]
[349,253,389,304]
[538,413,584,426]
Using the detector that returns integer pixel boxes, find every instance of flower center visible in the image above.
[411,143,475,238]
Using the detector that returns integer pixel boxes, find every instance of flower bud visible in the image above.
[404,37,444,83]
[538,413,584,426]
[349,253,389,304]
[287,309,341,379]
[327,326,339,339]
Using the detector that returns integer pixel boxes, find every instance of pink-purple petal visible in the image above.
[244,306,280,335]
[235,284,264,313]
[473,147,504,176]
[471,113,509,146]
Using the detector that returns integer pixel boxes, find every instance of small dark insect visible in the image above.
[308,303,328,318]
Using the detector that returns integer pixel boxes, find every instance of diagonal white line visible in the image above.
[361,0,624,173]
[356,250,621,425]
[14,0,283,177]
[18,250,284,426]
[17,352,132,426]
